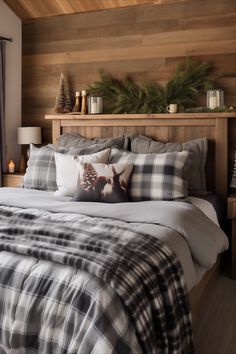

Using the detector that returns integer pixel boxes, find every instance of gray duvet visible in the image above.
[0,188,228,353]
[0,188,228,288]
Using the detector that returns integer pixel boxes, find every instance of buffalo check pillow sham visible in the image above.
[109,148,192,201]
[130,135,207,195]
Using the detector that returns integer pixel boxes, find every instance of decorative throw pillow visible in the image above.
[130,135,207,195]
[23,144,58,191]
[54,148,111,197]
[109,148,192,201]
[23,144,110,192]
[72,163,133,203]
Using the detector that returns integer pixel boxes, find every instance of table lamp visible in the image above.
[17,127,42,172]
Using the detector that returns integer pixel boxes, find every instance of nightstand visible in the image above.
[227,194,236,279]
[2,173,24,188]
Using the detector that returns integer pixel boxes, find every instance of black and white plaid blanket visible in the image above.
[0,206,193,354]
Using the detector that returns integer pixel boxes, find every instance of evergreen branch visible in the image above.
[87,61,215,113]
[164,61,214,107]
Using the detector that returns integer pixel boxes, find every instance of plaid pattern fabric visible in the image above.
[0,206,194,354]
[0,252,141,354]
[23,144,111,192]
[23,144,58,191]
[130,136,208,194]
[109,148,191,201]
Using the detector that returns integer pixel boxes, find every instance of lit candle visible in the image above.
[8,160,15,173]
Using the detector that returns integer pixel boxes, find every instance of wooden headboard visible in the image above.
[45,112,236,206]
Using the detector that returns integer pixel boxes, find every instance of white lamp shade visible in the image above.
[17,127,42,145]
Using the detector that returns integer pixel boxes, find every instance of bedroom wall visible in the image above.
[0,0,21,170]
[22,0,236,143]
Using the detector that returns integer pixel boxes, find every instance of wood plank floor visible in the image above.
[194,275,236,354]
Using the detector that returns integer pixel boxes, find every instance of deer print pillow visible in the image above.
[72,163,133,203]
[54,149,111,197]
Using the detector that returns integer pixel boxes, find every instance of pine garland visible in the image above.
[88,61,214,114]
[184,106,236,113]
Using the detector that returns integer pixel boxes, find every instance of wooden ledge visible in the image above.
[45,112,236,120]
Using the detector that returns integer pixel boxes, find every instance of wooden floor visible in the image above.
[194,275,236,354]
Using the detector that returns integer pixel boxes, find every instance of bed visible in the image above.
[0,112,233,354]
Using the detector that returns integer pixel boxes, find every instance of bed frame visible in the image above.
[46,112,236,322]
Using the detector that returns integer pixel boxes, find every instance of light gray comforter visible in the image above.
[0,188,228,354]
[0,188,228,290]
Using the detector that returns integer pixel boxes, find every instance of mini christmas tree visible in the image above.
[54,73,71,113]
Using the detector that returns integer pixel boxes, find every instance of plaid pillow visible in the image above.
[130,135,207,195]
[109,148,192,201]
[23,144,57,191]
[23,144,111,192]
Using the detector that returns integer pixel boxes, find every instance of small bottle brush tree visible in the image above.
[54,73,71,113]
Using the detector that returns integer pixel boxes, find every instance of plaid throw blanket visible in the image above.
[0,206,193,354]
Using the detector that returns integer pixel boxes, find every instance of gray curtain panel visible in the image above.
[0,41,7,184]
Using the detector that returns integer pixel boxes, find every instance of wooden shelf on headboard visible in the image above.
[45,113,236,119]
[45,112,236,206]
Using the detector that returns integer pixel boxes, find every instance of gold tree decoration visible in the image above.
[54,73,71,113]
[88,61,214,113]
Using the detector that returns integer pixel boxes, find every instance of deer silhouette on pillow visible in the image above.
[73,163,133,203]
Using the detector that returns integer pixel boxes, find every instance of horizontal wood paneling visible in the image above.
[22,0,236,149]
[4,0,186,21]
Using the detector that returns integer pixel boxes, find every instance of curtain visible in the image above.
[0,40,7,185]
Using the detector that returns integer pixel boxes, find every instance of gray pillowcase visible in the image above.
[130,136,207,195]
[58,133,136,152]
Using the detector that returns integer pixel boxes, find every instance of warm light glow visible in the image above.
[8,160,15,174]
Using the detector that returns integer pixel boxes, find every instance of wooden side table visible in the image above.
[227,194,236,279]
[2,173,24,188]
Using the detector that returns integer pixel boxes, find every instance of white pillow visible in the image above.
[54,148,111,197]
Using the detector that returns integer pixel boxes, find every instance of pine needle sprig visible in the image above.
[164,61,214,108]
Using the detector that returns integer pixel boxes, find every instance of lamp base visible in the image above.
[19,154,26,173]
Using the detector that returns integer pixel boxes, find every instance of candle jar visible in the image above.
[207,90,224,110]
[88,96,103,114]
[8,160,15,173]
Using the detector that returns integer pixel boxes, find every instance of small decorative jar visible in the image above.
[88,96,103,114]
[207,89,224,110]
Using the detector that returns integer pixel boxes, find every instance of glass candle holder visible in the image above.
[207,90,224,110]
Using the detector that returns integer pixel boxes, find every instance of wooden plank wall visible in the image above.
[4,0,185,21]
[22,0,236,144]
